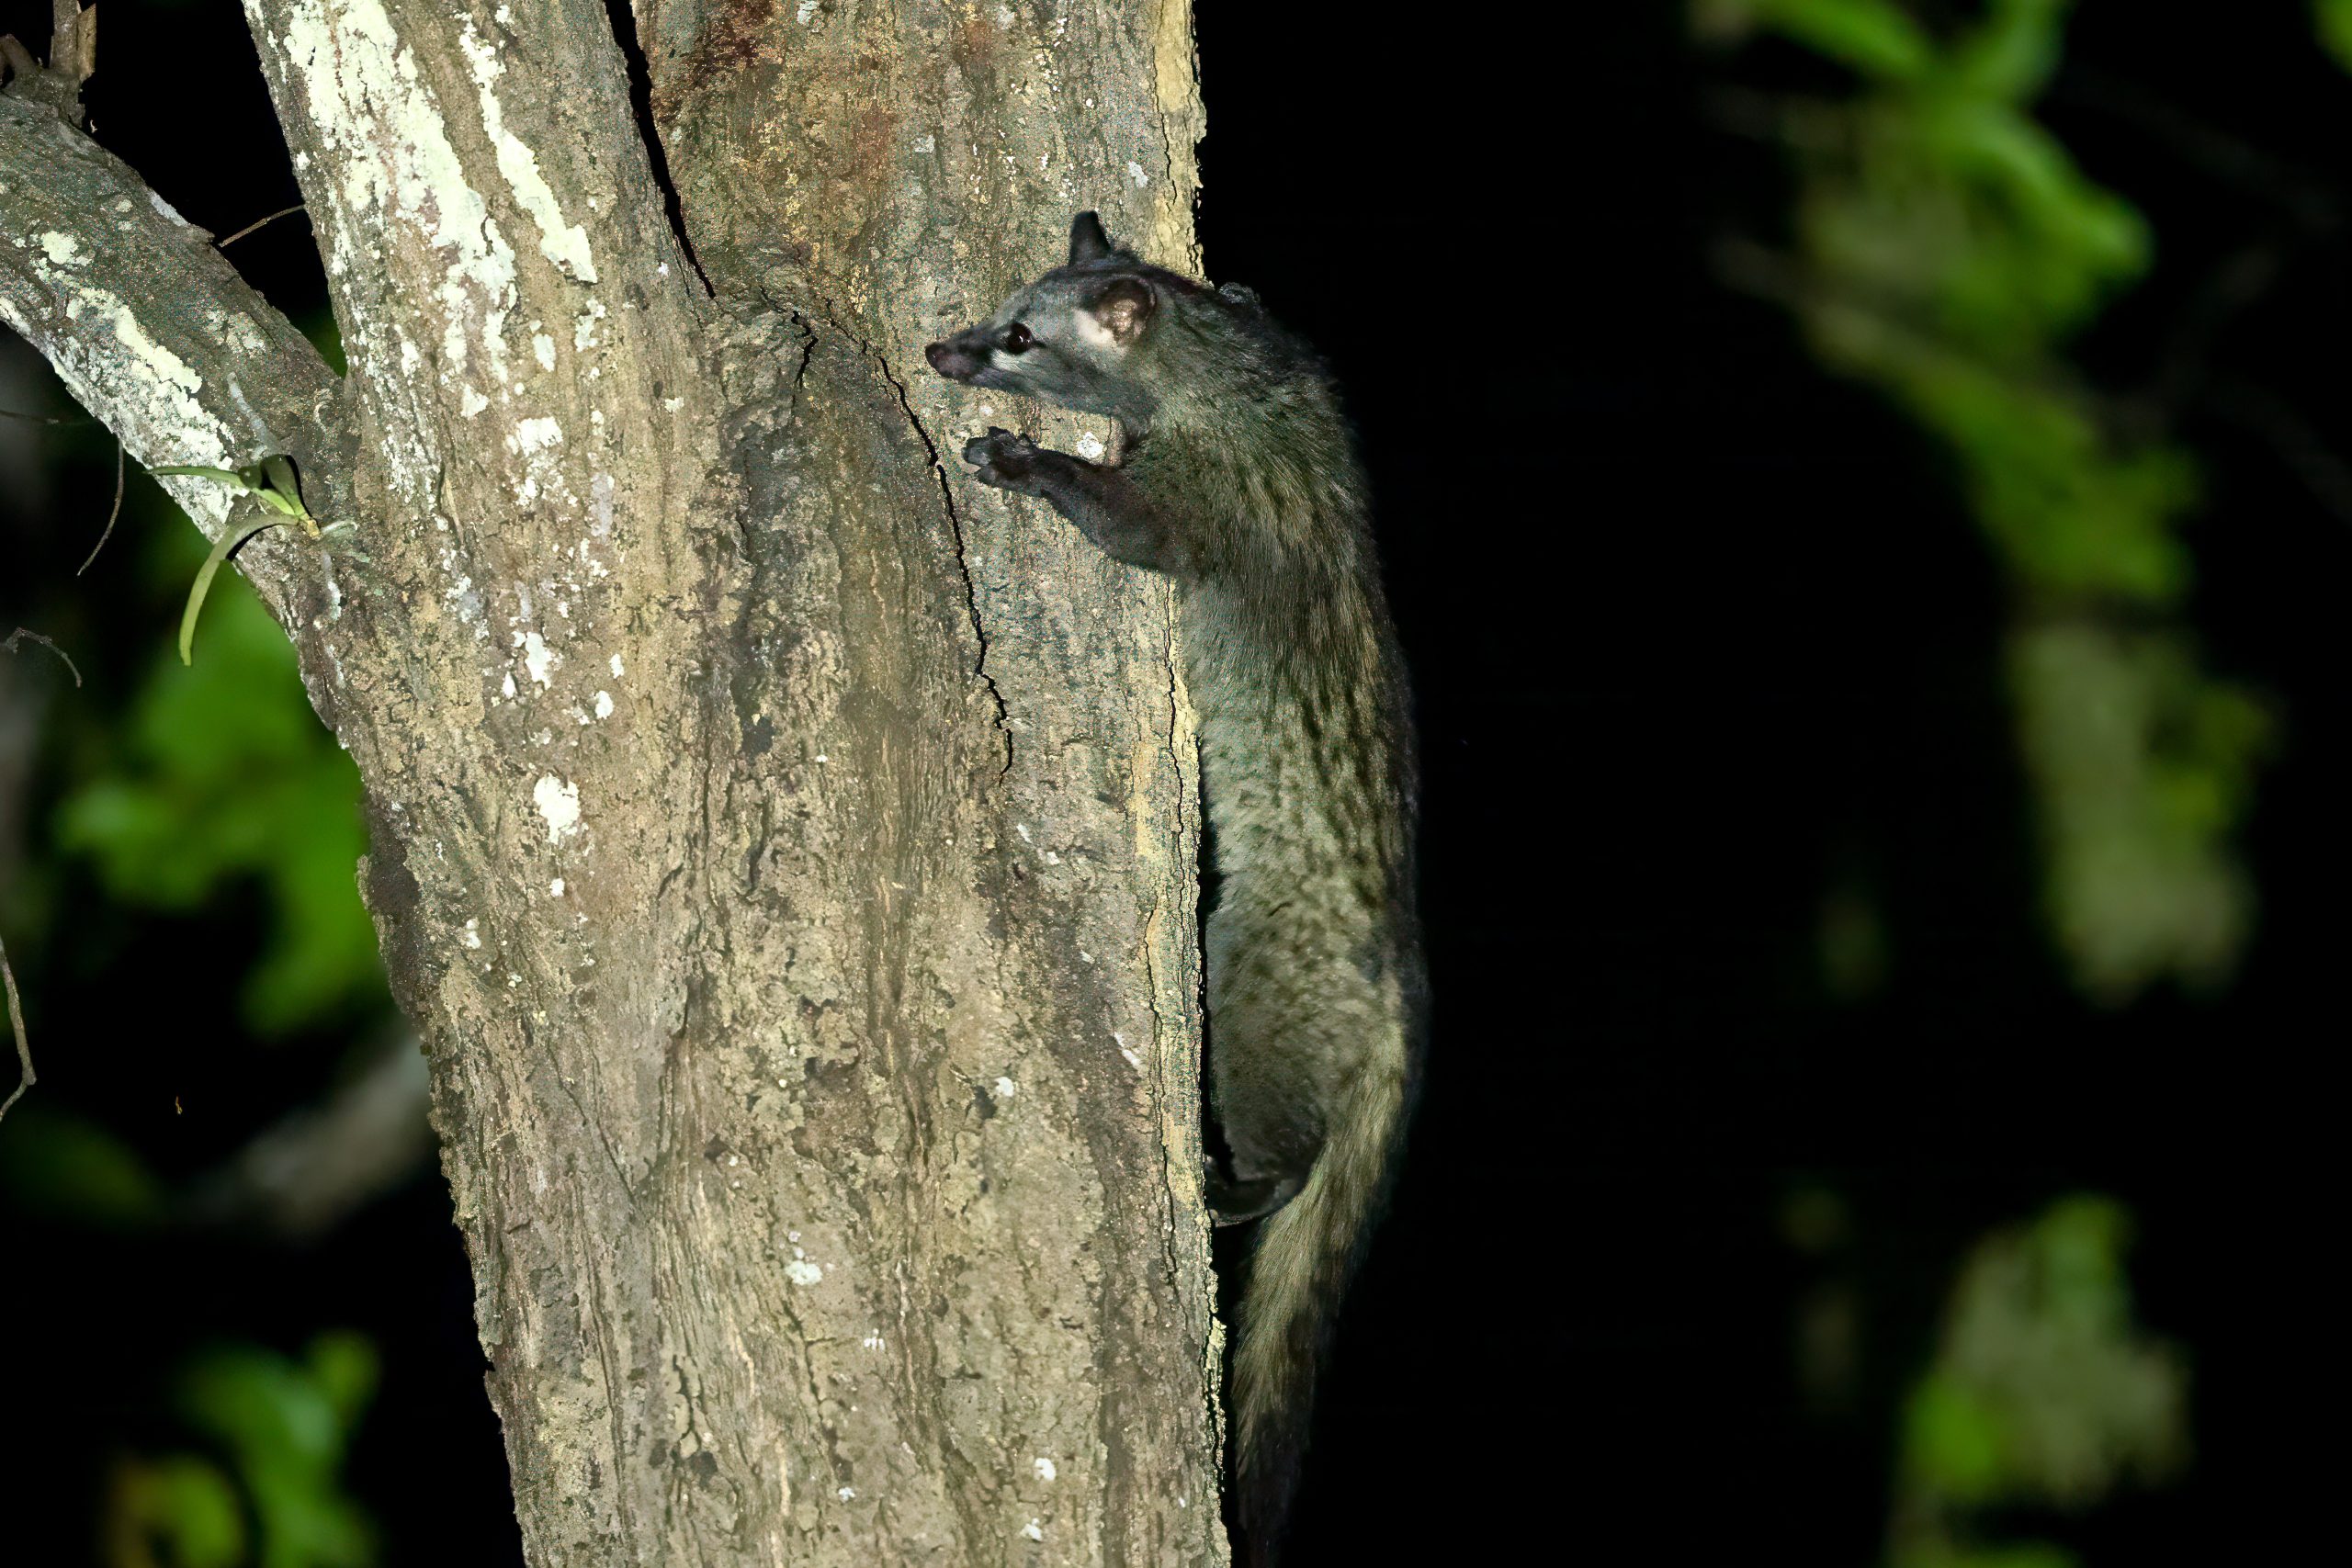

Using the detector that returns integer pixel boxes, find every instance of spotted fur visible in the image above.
[928,213,1424,1564]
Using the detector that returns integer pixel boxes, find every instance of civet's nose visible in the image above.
[926,338,988,381]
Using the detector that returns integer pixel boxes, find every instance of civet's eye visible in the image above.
[1003,323,1034,354]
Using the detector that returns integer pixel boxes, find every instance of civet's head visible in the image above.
[925,212,1170,420]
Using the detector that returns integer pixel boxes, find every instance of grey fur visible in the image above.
[927,213,1424,1563]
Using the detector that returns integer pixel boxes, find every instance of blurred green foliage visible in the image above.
[2,360,393,1561]
[1893,1197,2187,1567]
[107,1335,379,1568]
[0,1100,163,1227]
[2321,0,2352,73]
[107,1455,247,1568]
[1702,0,2271,1000]
[52,522,380,1032]
[2011,625,2265,999]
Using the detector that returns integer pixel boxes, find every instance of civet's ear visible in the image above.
[1069,210,1117,265]
[1082,276,1156,346]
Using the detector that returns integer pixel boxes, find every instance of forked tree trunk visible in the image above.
[0,2,1223,1561]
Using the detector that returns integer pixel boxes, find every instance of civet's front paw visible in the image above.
[962,427,1047,494]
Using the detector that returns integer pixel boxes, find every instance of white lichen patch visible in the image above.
[26,280,228,487]
[509,416,563,455]
[549,877,565,897]
[272,0,518,396]
[532,332,556,371]
[1033,1457,1057,1483]
[460,385,491,418]
[460,919,482,949]
[505,418,572,508]
[1022,1520,1044,1542]
[608,652,625,678]
[785,1258,824,1286]
[522,630,560,687]
[1127,159,1150,186]
[593,691,614,718]
[38,232,85,265]
[589,470,615,536]
[1075,430,1106,461]
[533,773,581,841]
[994,1077,1016,1100]
[457,22,599,282]
[146,189,199,231]
[573,298,606,351]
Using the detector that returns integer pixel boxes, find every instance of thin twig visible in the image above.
[1,626,81,688]
[0,933,31,1124]
[216,203,308,250]
[2208,375,2352,530]
[2051,72,2344,236]
[0,406,89,426]
[76,437,124,575]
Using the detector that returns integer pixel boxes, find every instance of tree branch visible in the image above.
[0,930,31,1124]
[238,0,707,522]
[0,95,345,555]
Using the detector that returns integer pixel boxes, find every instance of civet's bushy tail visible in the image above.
[1232,1054,1413,1564]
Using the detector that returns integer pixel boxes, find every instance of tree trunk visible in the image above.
[0,2,1223,1562]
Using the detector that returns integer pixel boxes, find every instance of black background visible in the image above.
[3,2,2339,1562]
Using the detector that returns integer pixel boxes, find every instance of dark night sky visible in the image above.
[3,2,2339,1562]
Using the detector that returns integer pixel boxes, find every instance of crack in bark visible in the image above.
[1161,604,1188,839]
[816,299,1016,779]
[598,0,712,295]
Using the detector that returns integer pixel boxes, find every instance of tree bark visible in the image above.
[1,2,1221,1562]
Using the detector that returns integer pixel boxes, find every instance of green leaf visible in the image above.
[57,531,382,1032]
[2321,0,2352,73]
[107,1454,249,1568]
[148,465,251,489]
[179,517,288,666]
[1949,0,2072,101]
[306,1331,381,1429]
[1905,1372,2010,1501]
[0,1104,163,1226]
[1752,0,1933,81]
[176,1337,379,1568]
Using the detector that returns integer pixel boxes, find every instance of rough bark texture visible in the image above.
[2,2,1221,1562]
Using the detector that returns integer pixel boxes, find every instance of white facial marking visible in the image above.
[1075,311,1121,352]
